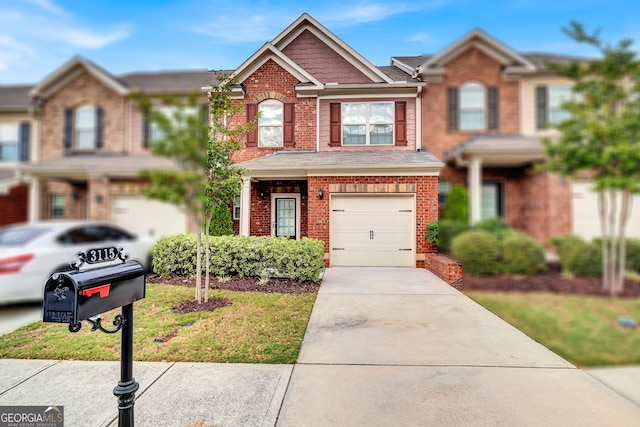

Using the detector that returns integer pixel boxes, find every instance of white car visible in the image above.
[0,221,155,305]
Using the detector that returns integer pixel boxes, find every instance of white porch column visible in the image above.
[28,176,40,222]
[239,177,251,236]
[468,156,482,225]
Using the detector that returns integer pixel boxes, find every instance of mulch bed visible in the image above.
[464,264,640,298]
[148,274,321,314]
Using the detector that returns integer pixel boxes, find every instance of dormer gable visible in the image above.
[415,29,536,81]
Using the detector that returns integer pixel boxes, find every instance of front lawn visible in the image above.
[0,283,317,364]
[467,291,640,367]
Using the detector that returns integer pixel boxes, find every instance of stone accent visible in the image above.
[424,253,463,290]
[255,92,287,103]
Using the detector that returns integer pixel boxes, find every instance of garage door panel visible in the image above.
[330,195,414,267]
[112,196,187,239]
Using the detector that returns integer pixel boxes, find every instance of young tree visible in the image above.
[202,73,253,302]
[136,73,255,303]
[543,22,640,296]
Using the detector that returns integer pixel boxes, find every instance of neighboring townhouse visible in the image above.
[0,84,36,226]
[11,56,214,238]
[224,13,443,267]
[391,29,627,245]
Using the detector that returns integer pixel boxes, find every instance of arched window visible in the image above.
[258,99,283,147]
[459,83,485,131]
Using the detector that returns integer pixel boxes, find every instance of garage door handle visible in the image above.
[370,230,373,240]
[399,248,412,251]
[332,209,345,212]
[399,209,412,212]
[332,248,345,250]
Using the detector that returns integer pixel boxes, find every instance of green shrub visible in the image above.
[208,204,234,236]
[442,185,469,227]
[567,240,602,277]
[152,234,325,282]
[472,217,509,239]
[438,219,468,253]
[626,239,640,273]
[501,231,547,275]
[549,235,584,268]
[151,234,198,276]
[592,237,640,273]
[425,221,439,246]
[451,230,501,276]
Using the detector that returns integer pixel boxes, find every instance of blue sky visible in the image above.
[1,0,639,84]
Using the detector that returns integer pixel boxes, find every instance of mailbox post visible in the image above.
[43,247,145,427]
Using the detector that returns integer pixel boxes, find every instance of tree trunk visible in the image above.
[608,190,618,297]
[204,216,211,303]
[598,191,610,292]
[195,225,202,304]
[616,190,632,295]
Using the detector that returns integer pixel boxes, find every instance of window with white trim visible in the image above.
[0,123,19,162]
[258,100,283,147]
[548,86,572,125]
[148,106,199,143]
[342,102,393,145]
[233,195,241,220]
[50,194,65,219]
[459,83,485,130]
[74,105,98,149]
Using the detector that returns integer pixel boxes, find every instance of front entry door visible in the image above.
[271,193,300,239]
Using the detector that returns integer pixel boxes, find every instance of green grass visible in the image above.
[0,283,317,364]
[467,291,640,367]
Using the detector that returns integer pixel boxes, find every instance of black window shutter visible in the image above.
[283,103,295,147]
[19,122,30,162]
[95,107,104,148]
[447,87,458,131]
[64,108,73,149]
[536,86,548,129]
[488,86,499,130]
[246,104,258,147]
[329,103,341,147]
[143,114,150,148]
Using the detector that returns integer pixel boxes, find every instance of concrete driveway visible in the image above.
[277,267,640,426]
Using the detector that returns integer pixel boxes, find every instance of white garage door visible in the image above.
[572,181,640,241]
[330,195,414,267]
[112,196,187,239]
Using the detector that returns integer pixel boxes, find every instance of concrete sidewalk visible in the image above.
[1,267,639,426]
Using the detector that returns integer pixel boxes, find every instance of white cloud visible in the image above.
[28,0,67,16]
[409,32,436,43]
[191,15,280,43]
[56,24,131,49]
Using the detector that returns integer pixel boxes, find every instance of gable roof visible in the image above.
[271,13,394,84]
[31,55,129,98]
[118,69,221,94]
[413,29,537,79]
[0,85,33,112]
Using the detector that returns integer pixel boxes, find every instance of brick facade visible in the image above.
[421,45,572,244]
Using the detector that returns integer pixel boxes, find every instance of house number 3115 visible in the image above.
[86,247,118,264]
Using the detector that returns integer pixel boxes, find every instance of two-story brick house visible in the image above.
[13,56,214,239]
[0,85,36,226]
[221,14,443,267]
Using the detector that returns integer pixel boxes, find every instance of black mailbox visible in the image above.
[43,260,145,326]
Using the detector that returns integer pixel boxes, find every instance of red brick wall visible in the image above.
[248,180,309,237]
[232,60,317,164]
[307,175,439,267]
[422,46,520,160]
[282,29,371,83]
[0,185,28,226]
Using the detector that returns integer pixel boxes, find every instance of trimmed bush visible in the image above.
[626,239,640,273]
[501,231,547,275]
[152,234,325,282]
[472,217,509,239]
[438,219,467,253]
[451,230,501,276]
[151,234,198,277]
[442,184,469,227]
[566,240,602,277]
[208,204,234,236]
[425,221,439,246]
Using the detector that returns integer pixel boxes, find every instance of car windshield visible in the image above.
[0,226,50,246]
